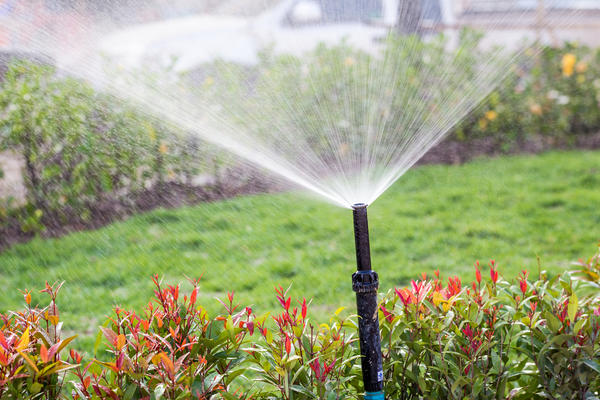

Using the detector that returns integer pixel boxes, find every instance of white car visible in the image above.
[99,0,452,72]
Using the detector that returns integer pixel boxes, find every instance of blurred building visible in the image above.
[2,0,600,56]
[452,0,600,47]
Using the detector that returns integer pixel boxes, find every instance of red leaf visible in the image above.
[92,384,102,397]
[0,350,8,366]
[301,298,307,319]
[40,344,49,363]
[0,331,8,350]
[47,341,62,360]
[379,305,394,323]
[100,327,118,347]
[116,352,124,371]
[285,334,291,354]
[100,384,119,400]
[246,321,254,336]
[190,287,198,306]
[169,327,177,340]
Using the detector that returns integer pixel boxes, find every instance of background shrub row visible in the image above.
[1,246,600,399]
[458,43,600,143]
[0,62,234,240]
[1,35,600,239]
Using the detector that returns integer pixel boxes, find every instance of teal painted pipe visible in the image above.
[365,391,385,400]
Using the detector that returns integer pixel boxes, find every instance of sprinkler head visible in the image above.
[352,203,371,271]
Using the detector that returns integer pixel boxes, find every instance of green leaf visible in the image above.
[29,382,43,394]
[56,334,78,355]
[123,384,137,400]
[574,318,586,334]
[568,293,578,323]
[94,320,110,357]
[417,375,427,392]
[224,368,247,383]
[545,311,562,333]
[583,360,600,374]
[265,329,273,345]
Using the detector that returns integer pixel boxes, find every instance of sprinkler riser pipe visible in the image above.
[353,271,384,393]
[351,204,384,396]
[353,204,372,271]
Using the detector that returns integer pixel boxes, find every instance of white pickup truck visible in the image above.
[99,0,452,72]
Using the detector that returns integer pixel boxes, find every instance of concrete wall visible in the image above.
[0,151,25,204]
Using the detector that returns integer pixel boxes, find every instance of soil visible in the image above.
[0,168,275,251]
[1,132,599,251]
[417,132,600,166]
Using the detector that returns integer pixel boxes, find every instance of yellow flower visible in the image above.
[529,103,543,116]
[442,302,453,312]
[576,61,588,74]
[159,143,168,154]
[562,53,576,77]
[204,76,214,87]
[485,110,498,121]
[432,291,444,307]
[478,118,488,131]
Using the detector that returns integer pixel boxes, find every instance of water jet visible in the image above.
[352,203,384,399]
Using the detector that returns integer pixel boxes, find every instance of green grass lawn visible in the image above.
[1,150,599,352]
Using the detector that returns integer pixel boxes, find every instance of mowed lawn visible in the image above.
[0,150,599,352]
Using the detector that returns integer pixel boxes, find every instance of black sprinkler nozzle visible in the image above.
[351,204,384,398]
[352,203,372,271]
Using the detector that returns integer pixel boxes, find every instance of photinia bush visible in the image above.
[69,275,252,399]
[3,245,600,399]
[67,277,362,400]
[0,61,231,237]
[379,250,600,399]
[245,285,361,399]
[0,281,78,399]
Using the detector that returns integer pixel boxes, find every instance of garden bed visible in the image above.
[2,245,600,399]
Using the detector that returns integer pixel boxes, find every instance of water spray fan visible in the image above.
[351,203,384,399]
